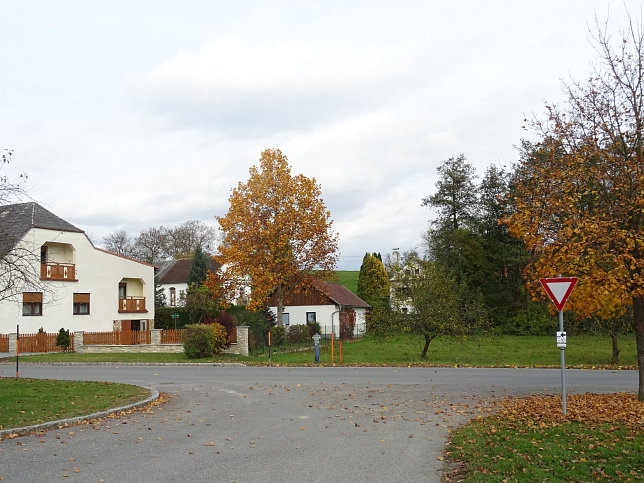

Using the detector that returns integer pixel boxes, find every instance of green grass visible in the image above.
[0,378,150,430]
[449,411,642,481]
[9,334,637,367]
[254,334,637,367]
[330,270,359,294]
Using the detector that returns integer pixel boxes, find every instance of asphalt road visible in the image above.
[0,365,637,482]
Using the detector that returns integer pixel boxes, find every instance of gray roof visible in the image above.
[0,202,84,256]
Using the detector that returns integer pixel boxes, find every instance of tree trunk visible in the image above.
[634,294,644,401]
[276,285,284,327]
[610,332,620,365]
[420,333,435,359]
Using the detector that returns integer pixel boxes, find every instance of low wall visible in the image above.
[6,327,249,357]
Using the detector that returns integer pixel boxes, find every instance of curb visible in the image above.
[0,387,160,439]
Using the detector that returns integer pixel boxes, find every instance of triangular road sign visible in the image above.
[540,278,578,311]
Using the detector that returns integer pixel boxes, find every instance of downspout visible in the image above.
[332,304,342,338]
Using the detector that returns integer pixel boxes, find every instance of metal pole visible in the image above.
[559,309,566,416]
[16,324,19,379]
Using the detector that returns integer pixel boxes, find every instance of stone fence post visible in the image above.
[73,331,84,353]
[9,333,17,355]
[151,329,161,346]
[237,326,249,357]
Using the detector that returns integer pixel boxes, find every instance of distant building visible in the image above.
[268,279,370,337]
[156,258,221,306]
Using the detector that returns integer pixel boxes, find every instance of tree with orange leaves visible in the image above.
[216,149,339,325]
[504,16,644,399]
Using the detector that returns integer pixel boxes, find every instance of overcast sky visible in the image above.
[0,1,638,270]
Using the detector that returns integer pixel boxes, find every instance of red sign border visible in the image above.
[540,278,578,311]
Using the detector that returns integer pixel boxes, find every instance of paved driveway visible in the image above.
[0,365,637,482]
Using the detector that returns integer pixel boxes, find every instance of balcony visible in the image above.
[119,296,147,313]
[40,263,77,281]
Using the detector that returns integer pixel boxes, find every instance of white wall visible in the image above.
[0,228,155,334]
[268,304,369,338]
[160,283,188,307]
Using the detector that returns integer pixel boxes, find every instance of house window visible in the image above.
[306,312,316,323]
[23,292,43,316]
[282,313,290,326]
[73,293,90,315]
[170,287,176,306]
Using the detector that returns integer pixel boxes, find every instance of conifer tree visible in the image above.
[357,253,390,306]
[187,244,211,287]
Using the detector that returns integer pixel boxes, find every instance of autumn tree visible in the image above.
[504,16,644,399]
[216,149,338,325]
[357,252,390,307]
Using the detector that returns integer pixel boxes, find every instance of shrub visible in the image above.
[183,324,215,358]
[306,321,321,338]
[55,328,71,351]
[211,323,228,354]
[340,311,356,339]
[268,325,286,346]
[207,312,235,345]
[287,324,310,344]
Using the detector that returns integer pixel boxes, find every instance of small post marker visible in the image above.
[540,277,578,416]
[312,334,321,364]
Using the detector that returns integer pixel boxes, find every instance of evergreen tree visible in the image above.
[357,253,390,306]
[187,244,211,287]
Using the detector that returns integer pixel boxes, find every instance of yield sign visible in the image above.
[540,278,578,311]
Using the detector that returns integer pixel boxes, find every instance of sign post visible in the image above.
[540,277,577,415]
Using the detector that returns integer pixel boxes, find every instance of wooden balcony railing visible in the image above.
[40,263,76,281]
[118,296,147,313]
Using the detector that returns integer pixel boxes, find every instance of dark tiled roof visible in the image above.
[0,202,83,256]
[157,258,221,284]
[319,280,371,308]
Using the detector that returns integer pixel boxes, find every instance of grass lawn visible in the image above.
[330,270,359,294]
[0,378,150,430]
[446,392,643,481]
[9,334,638,368]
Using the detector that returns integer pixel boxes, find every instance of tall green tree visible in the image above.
[187,244,211,287]
[477,165,529,324]
[357,252,390,306]
[422,154,478,232]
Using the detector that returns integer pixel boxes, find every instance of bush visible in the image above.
[287,324,310,344]
[183,324,216,358]
[340,318,355,339]
[211,323,228,354]
[55,328,71,351]
[212,312,236,345]
[268,325,286,346]
[306,321,321,338]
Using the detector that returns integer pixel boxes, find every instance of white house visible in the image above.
[0,202,155,334]
[156,258,222,307]
[268,279,370,337]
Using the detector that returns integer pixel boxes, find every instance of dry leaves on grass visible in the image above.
[497,392,643,430]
